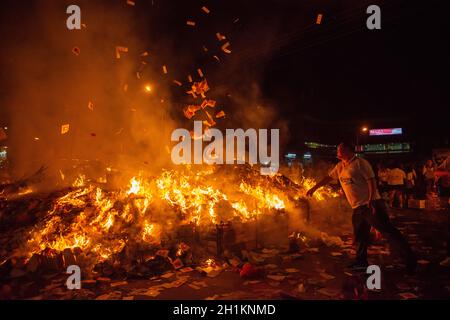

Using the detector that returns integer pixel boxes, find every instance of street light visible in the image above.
[356,126,369,152]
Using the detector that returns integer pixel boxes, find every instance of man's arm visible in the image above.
[306,176,333,197]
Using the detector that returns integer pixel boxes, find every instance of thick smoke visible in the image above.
[0,0,179,187]
[0,0,294,190]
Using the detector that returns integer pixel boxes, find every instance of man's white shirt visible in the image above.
[329,156,381,209]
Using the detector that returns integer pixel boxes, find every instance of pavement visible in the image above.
[16,206,450,300]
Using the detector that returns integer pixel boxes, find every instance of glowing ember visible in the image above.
[205,258,215,267]
[127,176,141,195]
[73,174,86,188]
[17,187,34,196]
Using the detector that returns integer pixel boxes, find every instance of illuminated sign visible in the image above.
[305,142,337,149]
[369,128,402,136]
[285,153,297,159]
[362,143,411,154]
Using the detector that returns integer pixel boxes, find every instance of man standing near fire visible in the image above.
[306,142,417,272]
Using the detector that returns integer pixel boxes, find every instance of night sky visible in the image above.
[0,0,449,156]
[259,0,449,149]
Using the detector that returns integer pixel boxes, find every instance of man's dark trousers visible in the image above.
[352,199,415,264]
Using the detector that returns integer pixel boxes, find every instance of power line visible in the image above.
[230,0,394,65]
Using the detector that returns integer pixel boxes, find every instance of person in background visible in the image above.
[306,143,416,272]
[404,164,417,207]
[387,162,407,208]
[435,156,450,267]
[414,161,427,199]
[436,156,450,198]
[377,163,389,200]
[423,159,436,193]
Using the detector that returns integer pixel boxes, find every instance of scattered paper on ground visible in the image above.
[320,273,336,281]
[399,292,418,300]
[111,281,128,287]
[267,275,286,282]
[331,252,343,257]
[317,288,340,297]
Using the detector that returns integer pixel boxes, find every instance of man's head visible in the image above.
[337,142,355,162]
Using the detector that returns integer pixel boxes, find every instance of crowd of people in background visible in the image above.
[374,157,450,209]
[286,155,450,210]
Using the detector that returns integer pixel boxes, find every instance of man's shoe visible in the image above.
[440,257,450,267]
[347,261,368,272]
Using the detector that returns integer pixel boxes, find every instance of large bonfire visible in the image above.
[0,164,340,278]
